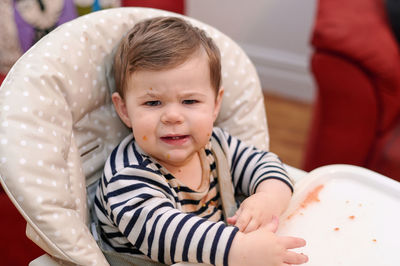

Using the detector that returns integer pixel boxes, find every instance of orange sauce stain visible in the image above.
[166,153,170,159]
[286,214,294,220]
[286,184,324,220]
[334,227,340,231]
[349,215,355,220]
[372,239,377,243]
[142,135,147,141]
[300,184,324,209]
[149,87,152,90]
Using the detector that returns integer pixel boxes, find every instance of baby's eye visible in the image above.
[182,99,198,105]
[144,100,161,106]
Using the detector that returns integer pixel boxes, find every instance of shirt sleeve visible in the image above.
[97,165,239,266]
[211,127,294,196]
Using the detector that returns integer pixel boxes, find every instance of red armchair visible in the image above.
[304,0,400,180]
[121,0,184,14]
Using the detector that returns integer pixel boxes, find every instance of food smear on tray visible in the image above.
[286,184,325,220]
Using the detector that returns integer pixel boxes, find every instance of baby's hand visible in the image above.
[227,192,281,233]
[229,222,308,266]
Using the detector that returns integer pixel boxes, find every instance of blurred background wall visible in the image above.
[187,0,317,102]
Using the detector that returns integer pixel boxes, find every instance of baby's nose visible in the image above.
[160,106,184,124]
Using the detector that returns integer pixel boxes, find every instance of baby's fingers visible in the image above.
[234,211,251,232]
[284,251,308,265]
[278,236,306,249]
[227,214,238,225]
[279,236,308,265]
[264,215,279,233]
[243,218,260,233]
[227,208,241,226]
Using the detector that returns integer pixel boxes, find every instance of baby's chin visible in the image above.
[155,151,198,168]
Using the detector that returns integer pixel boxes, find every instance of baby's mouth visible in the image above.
[160,135,189,145]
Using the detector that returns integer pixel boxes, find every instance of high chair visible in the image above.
[0,7,306,266]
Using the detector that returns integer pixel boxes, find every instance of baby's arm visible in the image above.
[102,168,239,266]
[228,220,308,266]
[227,179,292,233]
[212,128,293,233]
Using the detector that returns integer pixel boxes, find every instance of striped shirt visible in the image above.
[94,127,292,266]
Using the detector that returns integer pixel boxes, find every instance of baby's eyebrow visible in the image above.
[180,91,205,98]
[137,91,160,99]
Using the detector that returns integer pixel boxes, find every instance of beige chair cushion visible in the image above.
[0,7,268,265]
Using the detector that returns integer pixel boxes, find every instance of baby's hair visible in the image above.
[113,16,221,98]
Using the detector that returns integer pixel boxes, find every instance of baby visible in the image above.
[95,16,308,266]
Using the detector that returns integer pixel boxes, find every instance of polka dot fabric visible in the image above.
[0,8,268,265]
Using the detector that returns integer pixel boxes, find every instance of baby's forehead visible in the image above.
[140,46,208,71]
[124,48,218,96]
[130,50,209,77]
[126,74,215,98]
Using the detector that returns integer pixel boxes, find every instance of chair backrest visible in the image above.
[0,7,268,265]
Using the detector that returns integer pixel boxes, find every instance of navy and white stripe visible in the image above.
[95,127,292,266]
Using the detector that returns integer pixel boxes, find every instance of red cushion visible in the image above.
[0,72,6,85]
[312,0,400,132]
[0,192,44,265]
[304,53,378,171]
[369,122,400,181]
[121,0,185,14]
[312,0,398,78]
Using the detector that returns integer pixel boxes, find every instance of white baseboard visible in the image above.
[241,44,316,103]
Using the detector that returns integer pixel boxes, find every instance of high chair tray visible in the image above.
[277,164,400,266]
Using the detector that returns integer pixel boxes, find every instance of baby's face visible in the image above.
[119,50,223,170]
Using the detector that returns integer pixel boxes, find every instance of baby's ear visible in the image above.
[213,87,224,122]
[112,92,132,128]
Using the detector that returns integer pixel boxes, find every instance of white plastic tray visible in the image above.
[277,164,400,266]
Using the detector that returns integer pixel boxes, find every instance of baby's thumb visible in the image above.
[227,214,238,225]
[227,208,242,225]
[264,215,279,233]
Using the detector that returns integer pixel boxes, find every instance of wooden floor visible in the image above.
[263,92,313,169]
